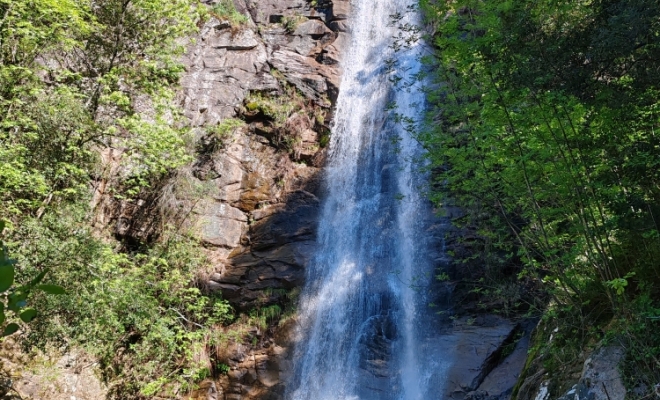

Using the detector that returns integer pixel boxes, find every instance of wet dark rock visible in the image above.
[465,390,491,400]
[211,189,320,310]
[441,315,522,399]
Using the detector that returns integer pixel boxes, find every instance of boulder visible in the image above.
[476,319,536,399]
[555,346,626,400]
[208,29,260,50]
[440,315,518,399]
[294,19,332,36]
[329,19,350,32]
[199,214,245,248]
[270,49,336,103]
[245,0,326,24]
[330,0,350,20]
[208,190,320,309]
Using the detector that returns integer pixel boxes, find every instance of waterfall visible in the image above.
[287,0,449,398]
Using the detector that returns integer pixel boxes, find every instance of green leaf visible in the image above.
[2,323,19,337]
[8,290,27,312]
[0,265,14,293]
[0,310,4,325]
[19,308,37,323]
[36,284,66,295]
[0,246,8,268]
[29,269,50,287]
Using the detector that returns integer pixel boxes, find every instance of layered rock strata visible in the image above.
[167,1,349,398]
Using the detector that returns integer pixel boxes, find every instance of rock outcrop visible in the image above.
[180,2,345,308]
[518,345,627,400]
[439,316,535,400]
[88,0,348,398]
[106,0,347,310]
[177,1,348,398]
[1,344,107,400]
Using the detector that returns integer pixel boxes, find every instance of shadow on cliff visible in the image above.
[211,168,325,312]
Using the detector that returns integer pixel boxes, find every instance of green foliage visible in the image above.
[419,0,660,393]
[11,208,234,397]
[0,0,248,395]
[613,293,660,394]
[211,0,249,27]
[212,118,246,139]
[203,118,246,152]
[281,14,306,33]
[217,363,230,375]
[0,221,65,339]
[245,91,299,128]
[0,0,201,214]
[606,272,636,296]
[319,131,331,148]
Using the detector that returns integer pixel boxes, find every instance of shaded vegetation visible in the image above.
[12,209,233,397]
[418,0,660,396]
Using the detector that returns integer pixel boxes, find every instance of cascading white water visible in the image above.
[287,0,450,398]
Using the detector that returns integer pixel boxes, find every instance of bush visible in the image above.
[11,208,234,397]
[211,0,249,27]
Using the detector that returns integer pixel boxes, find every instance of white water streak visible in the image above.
[287,0,447,398]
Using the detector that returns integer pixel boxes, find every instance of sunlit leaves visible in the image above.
[419,0,660,306]
[0,0,201,216]
[3,323,19,337]
[6,209,233,394]
[19,308,37,323]
[0,233,65,338]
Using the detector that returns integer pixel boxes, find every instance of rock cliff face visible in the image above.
[175,0,350,398]
[100,0,342,292]
[88,1,349,398]
[176,0,350,313]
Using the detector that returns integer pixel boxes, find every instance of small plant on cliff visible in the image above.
[244,91,299,127]
[281,14,306,33]
[211,0,249,27]
[243,83,326,159]
[203,118,246,151]
[217,363,230,375]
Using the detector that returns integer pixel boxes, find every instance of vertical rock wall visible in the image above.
[179,0,349,310]
[178,1,350,398]
[94,1,351,398]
